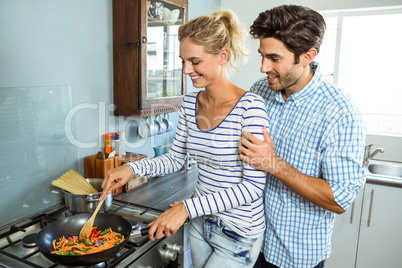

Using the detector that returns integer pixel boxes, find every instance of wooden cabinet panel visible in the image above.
[113,0,188,117]
[113,0,141,116]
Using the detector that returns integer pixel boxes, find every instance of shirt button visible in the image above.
[276,134,280,138]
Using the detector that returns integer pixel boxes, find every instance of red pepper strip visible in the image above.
[89,227,101,240]
[89,227,96,240]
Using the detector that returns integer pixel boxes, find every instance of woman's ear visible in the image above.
[219,47,229,65]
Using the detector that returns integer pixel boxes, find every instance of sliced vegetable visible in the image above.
[100,228,110,236]
[89,227,101,240]
[68,249,80,256]
[92,240,104,247]
[50,227,124,256]
[72,246,90,252]
[81,238,93,247]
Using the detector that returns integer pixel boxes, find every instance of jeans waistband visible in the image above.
[203,214,223,227]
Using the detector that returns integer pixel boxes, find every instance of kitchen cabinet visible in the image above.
[355,183,402,267]
[113,0,188,117]
[326,179,402,268]
[325,190,363,268]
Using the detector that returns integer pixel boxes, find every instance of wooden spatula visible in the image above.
[79,199,105,239]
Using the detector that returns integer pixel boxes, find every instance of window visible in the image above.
[316,6,402,135]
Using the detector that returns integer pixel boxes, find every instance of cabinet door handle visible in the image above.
[142,36,147,44]
[349,201,355,224]
[126,41,140,47]
[367,189,374,227]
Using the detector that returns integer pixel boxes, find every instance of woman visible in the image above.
[101,10,269,267]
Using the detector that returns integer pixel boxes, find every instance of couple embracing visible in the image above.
[101,5,366,268]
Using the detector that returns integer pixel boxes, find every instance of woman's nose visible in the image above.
[182,62,193,75]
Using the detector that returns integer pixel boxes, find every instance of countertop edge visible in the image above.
[366,175,402,188]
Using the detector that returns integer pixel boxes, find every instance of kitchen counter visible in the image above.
[113,163,402,211]
[113,168,198,212]
[366,174,402,188]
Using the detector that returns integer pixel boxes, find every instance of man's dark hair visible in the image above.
[250,5,326,63]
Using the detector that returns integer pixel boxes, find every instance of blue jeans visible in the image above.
[189,215,264,268]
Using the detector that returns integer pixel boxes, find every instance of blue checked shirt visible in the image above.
[251,62,366,268]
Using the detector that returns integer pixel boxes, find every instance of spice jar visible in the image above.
[104,134,112,154]
[112,134,120,155]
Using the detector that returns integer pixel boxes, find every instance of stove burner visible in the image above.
[22,233,37,247]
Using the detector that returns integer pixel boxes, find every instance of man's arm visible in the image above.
[239,126,345,214]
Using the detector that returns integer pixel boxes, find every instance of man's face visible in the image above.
[258,37,305,93]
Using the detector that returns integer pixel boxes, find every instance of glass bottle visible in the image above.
[118,130,126,156]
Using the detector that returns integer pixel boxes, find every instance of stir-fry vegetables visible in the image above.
[50,227,124,255]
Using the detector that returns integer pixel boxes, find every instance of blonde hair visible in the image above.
[178,9,248,72]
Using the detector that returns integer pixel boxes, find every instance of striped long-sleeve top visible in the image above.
[126,91,270,238]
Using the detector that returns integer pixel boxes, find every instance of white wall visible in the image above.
[221,0,402,163]
[365,134,402,163]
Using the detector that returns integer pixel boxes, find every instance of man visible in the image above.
[239,5,366,268]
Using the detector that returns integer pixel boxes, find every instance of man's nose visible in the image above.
[260,59,272,73]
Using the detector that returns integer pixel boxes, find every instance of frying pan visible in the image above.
[36,213,134,266]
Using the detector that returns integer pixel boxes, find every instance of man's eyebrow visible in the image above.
[257,49,282,58]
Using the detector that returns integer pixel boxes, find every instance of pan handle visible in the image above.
[131,227,151,238]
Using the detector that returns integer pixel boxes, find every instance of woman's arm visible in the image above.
[100,102,190,199]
